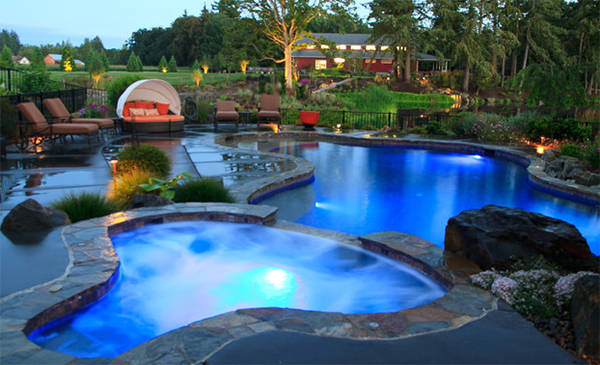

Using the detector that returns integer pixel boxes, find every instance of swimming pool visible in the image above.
[258,142,599,256]
[29,221,446,358]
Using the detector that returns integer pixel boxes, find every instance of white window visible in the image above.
[315,60,327,69]
[380,46,389,51]
[366,45,376,51]
[333,57,345,64]
[337,45,347,50]
[350,45,362,51]
[320,44,330,49]
[307,45,315,50]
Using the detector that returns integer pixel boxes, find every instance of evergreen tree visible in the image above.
[30,47,45,69]
[99,50,110,72]
[0,45,14,68]
[192,59,201,70]
[136,55,144,71]
[168,55,178,72]
[126,51,140,72]
[61,45,75,71]
[84,49,97,72]
[87,50,105,85]
[158,55,168,72]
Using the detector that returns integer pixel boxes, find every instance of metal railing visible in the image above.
[0,67,23,94]
[281,109,455,131]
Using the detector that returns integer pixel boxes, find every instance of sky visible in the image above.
[0,0,371,50]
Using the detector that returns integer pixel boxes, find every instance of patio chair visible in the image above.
[214,100,239,132]
[257,94,281,129]
[16,102,99,150]
[42,98,116,135]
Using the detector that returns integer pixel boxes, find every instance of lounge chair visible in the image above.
[16,102,99,150]
[42,98,116,134]
[214,100,239,132]
[257,94,281,129]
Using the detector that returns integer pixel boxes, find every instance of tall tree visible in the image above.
[61,44,75,72]
[239,0,355,94]
[368,0,422,82]
[0,45,14,68]
[86,49,105,85]
[0,30,21,56]
[428,0,491,91]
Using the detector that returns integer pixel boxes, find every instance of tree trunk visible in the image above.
[463,62,470,92]
[284,44,294,95]
[511,52,517,79]
[501,55,506,88]
[404,43,411,83]
[522,42,529,70]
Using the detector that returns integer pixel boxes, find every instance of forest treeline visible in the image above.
[1,0,598,100]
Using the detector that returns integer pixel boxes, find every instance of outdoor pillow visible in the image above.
[135,101,154,109]
[129,108,146,116]
[145,109,160,116]
[156,102,170,115]
[123,102,136,117]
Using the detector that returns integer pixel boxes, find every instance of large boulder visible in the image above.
[444,205,598,271]
[1,199,70,231]
[571,275,600,361]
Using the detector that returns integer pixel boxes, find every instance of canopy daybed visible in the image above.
[116,79,185,133]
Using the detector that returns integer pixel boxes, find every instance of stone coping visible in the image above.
[0,204,496,364]
[213,131,600,206]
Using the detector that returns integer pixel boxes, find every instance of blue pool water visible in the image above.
[29,221,446,358]
[259,142,599,256]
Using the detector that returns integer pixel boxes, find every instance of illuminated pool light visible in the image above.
[471,155,482,160]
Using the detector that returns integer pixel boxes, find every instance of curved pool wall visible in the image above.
[0,204,497,364]
[1,132,597,363]
[215,132,599,255]
[28,221,447,358]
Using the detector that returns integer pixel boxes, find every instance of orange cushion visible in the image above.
[136,101,154,109]
[145,109,160,116]
[123,102,136,117]
[156,103,170,115]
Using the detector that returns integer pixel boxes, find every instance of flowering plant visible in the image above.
[77,104,109,118]
[471,264,598,318]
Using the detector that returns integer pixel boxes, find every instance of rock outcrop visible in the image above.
[571,275,600,361]
[544,154,600,187]
[444,205,598,271]
[1,199,70,231]
[127,194,174,210]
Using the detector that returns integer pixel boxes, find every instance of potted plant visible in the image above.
[298,105,320,130]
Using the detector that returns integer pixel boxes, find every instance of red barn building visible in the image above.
[292,33,447,74]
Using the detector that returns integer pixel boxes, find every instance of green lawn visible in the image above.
[51,68,249,89]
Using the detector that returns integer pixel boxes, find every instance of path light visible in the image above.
[109,156,119,176]
[537,146,545,155]
[335,124,342,133]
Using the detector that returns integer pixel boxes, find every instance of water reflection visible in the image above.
[260,143,600,255]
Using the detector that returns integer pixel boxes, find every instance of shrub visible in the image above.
[581,139,600,169]
[471,256,600,319]
[471,113,519,142]
[172,178,236,203]
[51,192,119,223]
[195,93,212,123]
[116,144,171,179]
[108,169,154,208]
[424,121,446,135]
[446,112,477,137]
[0,98,18,139]
[560,144,582,159]
[107,74,143,107]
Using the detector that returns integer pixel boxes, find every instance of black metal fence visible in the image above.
[0,67,23,93]
[281,109,455,131]
[0,67,107,117]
